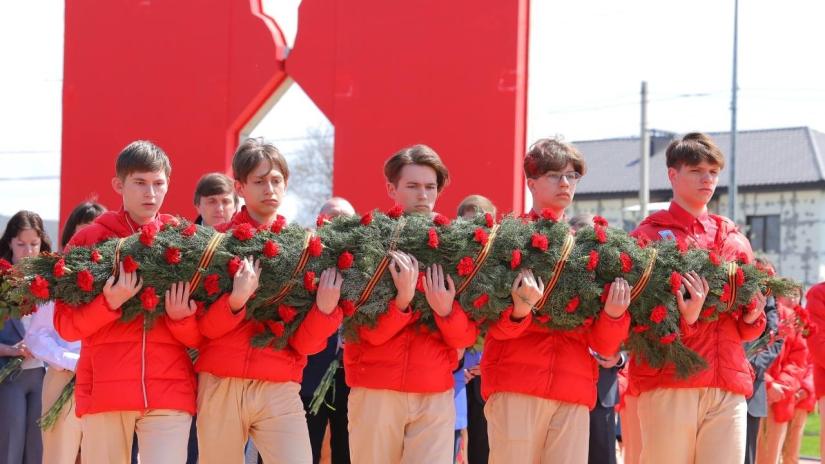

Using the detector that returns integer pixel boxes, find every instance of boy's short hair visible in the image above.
[232,137,290,183]
[384,144,450,192]
[193,173,239,206]
[115,140,172,179]
[457,194,497,218]
[665,132,726,170]
[524,138,586,179]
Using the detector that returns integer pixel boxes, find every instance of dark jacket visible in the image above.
[301,333,339,398]
[0,319,25,369]
[595,352,627,409]
[745,298,782,417]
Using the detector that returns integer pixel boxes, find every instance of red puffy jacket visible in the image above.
[344,300,478,393]
[194,208,343,382]
[765,301,809,422]
[481,307,629,408]
[805,282,825,399]
[797,357,816,412]
[628,203,766,397]
[54,209,202,416]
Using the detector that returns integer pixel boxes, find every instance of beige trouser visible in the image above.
[41,368,81,464]
[196,373,311,464]
[619,394,642,464]
[756,407,790,464]
[485,392,589,464]
[637,387,747,464]
[348,387,455,464]
[80,408,191,464]
[780,408,808,464]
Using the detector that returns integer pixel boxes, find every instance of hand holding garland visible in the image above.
[510,270,544,320]
[422,264,456,317]
[743,291,767,325]
[603,277,632,319]
[102,262,142,310]
[315,268,343,315]
[228,257,261,313]
[675,271,708,325]
[388,251,418,312]
[165,282,198,321]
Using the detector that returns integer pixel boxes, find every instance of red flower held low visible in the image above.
[140,287,159,312]
[203,274,221,296]
[649,305,667,323]
[595,226,607,244]
[565,296,580,313]
[233,223,257,241]
[30,275,49,299]
[620,252,633,273]
[139,223,158,247]
[586,250,600,272]
[427,228,439,249]
[308,236,323,257]
[510,249,522,270]
[77,269,94,292]
[708,251,721,266]
[670,272,682,295]
[416,272,426,293]
[270,215,287,234]
[473,293,489,309]
[341,300,357,317]
[165,247,182,265]
[227,256,242,277]
[181,223,197,237]
[304,271,317,292]
[91,249,102,263]
[263,240,279,258]
[735,268,745,287]
[485,213,495,228]
[338,251,354,270]
[122,255,139,273]
[278,304,297,323]
[531,233,549,252]
[457,257,475,277]
[473,228,489,246]
[53,258,66,278]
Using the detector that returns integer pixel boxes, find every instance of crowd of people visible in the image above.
[0,132,823,464]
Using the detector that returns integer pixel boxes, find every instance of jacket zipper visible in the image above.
[141,324,149,408]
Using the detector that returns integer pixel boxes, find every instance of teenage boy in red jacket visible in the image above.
[55,141,203,464]
[630,132,767,464]
[344,144,479,463]
[481,138,631,463]
[195,138,343,464]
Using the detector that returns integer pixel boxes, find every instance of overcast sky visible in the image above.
[1,0,824,221]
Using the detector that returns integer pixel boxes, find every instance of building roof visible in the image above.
[572,126,825,196]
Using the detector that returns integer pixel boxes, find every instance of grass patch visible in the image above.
[801,411,820,458]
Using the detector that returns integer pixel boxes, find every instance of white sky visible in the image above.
[1,0,824,222]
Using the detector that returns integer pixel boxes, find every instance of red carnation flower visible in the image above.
[416,272,426,293]
[267,320,285,337]
[485,213,494,228]
[720,283,732,303]
[660,333,678,345]
[387,205,404,219]
[510,249,522,270]
[593,216,608,227]
[360,211,373,226]
[541,209,557,221]
[341,300,357,317]
[635,235,650,248]
[427,228,440,249]
[620,253,633,273]
[473,228,489,246]
[227,256,242,277]
[140,287,159,312]
[91,249,102,263]
[670,272,682,295]
[161,216,180,227]
[735,268,745,287]
[536,313,551,324]
[278,304,297,323]
[600,283,612,303]
[29,275,49,299]
[565,296,581,313]
[138,223,157,247]
[165,247,182,265]
[457,257,475,277]
[473,293,489,309]
[531,233,549,252]
[737,252,751,264]
[308,236,323,257]
[595,226,607,244]
[676,240,689,254]
[0,258,12,272]
[233,223,256,241]
[122,255,139,273]
[204,274,221,296]
[76,269,94,292]
[304,271,317,292]
[181,223,197,237]
[701,305,717,319]
[649,305,667,323]
[633,325,650,333]
[263,240,279,258]
[586,250,600,272]
[270,215,287,234]
[433,214,450,226]
[316,214,329,228]
[709,251,721,266]
[338,251,354,270]
[53,258,66,278]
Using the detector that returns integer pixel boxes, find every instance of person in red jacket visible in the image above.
[481,138,631,464]
[194,138,343,464]
[804,281,825,459]
[756,294,809,463]
[344,144,479,463]
[780,350,815,464]
[54,141,203,464]
[629,132,767,464]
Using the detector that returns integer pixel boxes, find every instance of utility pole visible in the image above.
[640,81,650,218]
[728,0,739,221]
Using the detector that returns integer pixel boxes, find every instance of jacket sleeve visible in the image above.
[357,300,415,346]
[165,315,204,349]
[486,307,532,341]
[433,301,478,349]
[197,294,246,339]
[587,311,631,357]
[747,300,783,380]
[773,332,809,395]
[737,310,767,341]
[54,294,121,342]
[805,285,825,370]
[288,304,343,356]
[24,303,79,371]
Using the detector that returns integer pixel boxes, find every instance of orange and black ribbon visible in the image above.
[265,231,315,307]
[456,224,500,295]
[111,238,127,281]
[188,232,226,291]
[356,217,407,309]
[535,233,576,309]
[725,262,739,312]
[630,248,658,304]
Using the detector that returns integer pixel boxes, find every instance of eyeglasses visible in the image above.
[541,171,582,185]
